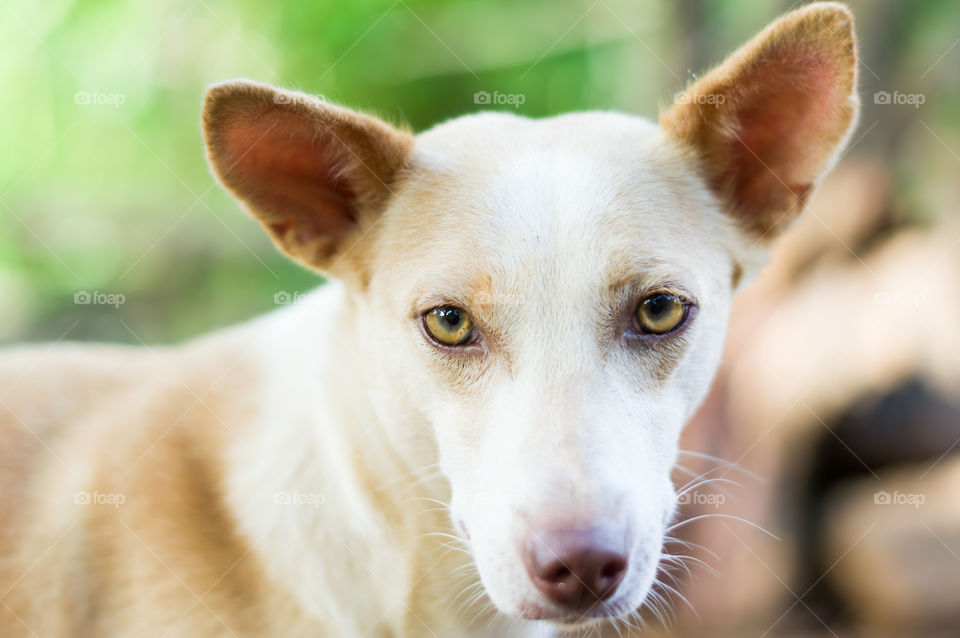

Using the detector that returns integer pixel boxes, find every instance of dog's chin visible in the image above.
[510,603,640,636]
[516,606,618,625]
[508,589,648,629]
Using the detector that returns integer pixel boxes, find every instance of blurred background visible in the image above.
[1,0,958,636]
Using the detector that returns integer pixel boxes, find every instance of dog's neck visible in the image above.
[221,284,503,635]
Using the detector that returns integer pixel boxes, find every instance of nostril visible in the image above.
[544,564,572,584]
[595,556,627,598]
[524,528,630,610]
[600,557,626,581]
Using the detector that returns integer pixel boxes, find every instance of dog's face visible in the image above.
[364,114,739,623]
[203,2,858,628]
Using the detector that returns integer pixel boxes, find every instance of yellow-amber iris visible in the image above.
[424,306,475,346]
[636,293,688,335]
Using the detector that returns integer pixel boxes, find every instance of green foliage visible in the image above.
[1,0,957,342]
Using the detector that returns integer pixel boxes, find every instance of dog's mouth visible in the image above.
[516,598,638,627]
[510,568,648,628]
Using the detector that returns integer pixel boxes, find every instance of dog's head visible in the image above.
[203,3,857,629]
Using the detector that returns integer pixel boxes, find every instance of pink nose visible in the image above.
[523,528,628,611]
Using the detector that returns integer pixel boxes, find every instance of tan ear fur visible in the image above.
[202,80,413,273]
[661,2,859,239]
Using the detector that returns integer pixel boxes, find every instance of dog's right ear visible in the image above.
[202,80,413,275]
[660,2,859,241]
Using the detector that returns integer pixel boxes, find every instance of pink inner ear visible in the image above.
[721,51,844,226]
[222,112,357,244]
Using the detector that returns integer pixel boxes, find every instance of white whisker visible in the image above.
[666,513,779,540]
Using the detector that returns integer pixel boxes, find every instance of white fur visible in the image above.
[219,112,753,635]
[0,7,858,635]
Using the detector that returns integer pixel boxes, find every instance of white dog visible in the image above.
[0,3,858,636]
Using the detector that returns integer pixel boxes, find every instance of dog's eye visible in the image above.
[424,306,475,346]
[635,293,688,335]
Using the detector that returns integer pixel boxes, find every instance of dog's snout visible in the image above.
[524,529,628,610]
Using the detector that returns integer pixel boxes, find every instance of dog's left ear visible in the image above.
[660,2,859,239]
[202,80,413,275]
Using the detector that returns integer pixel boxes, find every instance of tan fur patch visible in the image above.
[203,80,414,278]
[660,2,859,239]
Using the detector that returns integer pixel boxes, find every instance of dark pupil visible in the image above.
[645,294,672,317]
[438,308,462,329]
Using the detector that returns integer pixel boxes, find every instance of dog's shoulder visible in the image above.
[0,317,296,635]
